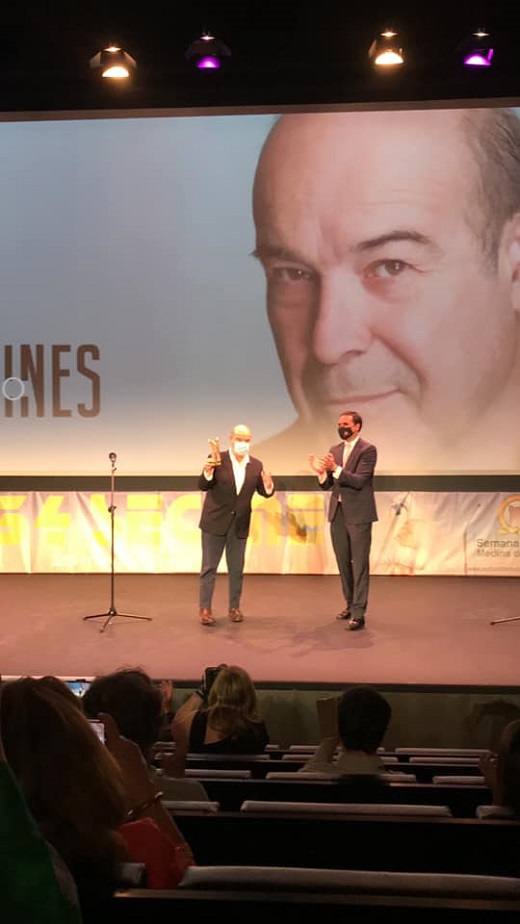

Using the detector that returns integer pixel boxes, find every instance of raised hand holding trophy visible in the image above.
[208,437,222,466]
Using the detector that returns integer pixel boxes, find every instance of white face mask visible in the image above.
[233,440,250,455]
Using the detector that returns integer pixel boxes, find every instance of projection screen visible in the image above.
[2,104,519,477]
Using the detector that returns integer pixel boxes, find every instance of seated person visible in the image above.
[170,664,269,758]
[82,667,209,801]
[478,718,520,817]
[0,681,81,923]
[0,676,195,908]
[300,685,391,777]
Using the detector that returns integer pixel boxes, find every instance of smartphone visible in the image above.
[204,666,223,696]
[89,719,106,744]
[66,679,91,698]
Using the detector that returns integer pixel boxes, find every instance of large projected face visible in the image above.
[252,108,520,474]
[1,106,520,477]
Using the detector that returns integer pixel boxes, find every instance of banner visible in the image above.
[1,491,519,576]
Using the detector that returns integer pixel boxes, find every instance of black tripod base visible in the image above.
[83,607,152,634]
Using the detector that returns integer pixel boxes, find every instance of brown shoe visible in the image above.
[228,608,244,623]
[346,617,365,631]
[199,607,216,626]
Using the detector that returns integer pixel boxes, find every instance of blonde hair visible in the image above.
[206,665,261,738]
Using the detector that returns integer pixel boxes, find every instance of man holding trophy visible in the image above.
[198,424,275,626]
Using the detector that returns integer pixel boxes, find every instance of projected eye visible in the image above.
[269,266,315,283]
[364,260,411,278]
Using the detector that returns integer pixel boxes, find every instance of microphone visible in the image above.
[109,452,117,462]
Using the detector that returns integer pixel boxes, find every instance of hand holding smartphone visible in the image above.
[89,719,106,744]
[316,696,339,739]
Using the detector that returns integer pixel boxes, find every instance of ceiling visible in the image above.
[2,0,519,114]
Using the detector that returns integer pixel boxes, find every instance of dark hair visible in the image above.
[337,685,391,753]
[462,108,520,267]
[341,411,362,430]
[83,667,162,762]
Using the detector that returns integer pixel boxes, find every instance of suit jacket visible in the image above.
[198,450,273,538]
[320,437,378,525]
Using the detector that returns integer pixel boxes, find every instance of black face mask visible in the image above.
[338,426,353,441]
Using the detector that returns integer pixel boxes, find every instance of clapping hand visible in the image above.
[261,469,274,493]
[309,454,327,475]
[159,679,174,713]
[323,452,336,471]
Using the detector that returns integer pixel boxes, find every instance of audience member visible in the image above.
[479,718,520,817]
[300,685,391,777]
[82,667,210,802]
[0,680,82,923]
[0,676,195,910]
[82,668,162,764]
[170,664,270,756]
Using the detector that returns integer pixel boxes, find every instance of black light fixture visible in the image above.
[457,28,494,68]
[89,45,137,79]
[185,31,231,69]
[368,28,405,69]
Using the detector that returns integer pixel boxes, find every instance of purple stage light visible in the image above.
[196,56,220,69]
[464,48,494,66]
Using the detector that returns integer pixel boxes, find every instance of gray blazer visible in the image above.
[320,437,378,524]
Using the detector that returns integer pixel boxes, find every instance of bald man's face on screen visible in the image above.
[252,109,520,470]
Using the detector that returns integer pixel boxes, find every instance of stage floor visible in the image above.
[1,573,520,689]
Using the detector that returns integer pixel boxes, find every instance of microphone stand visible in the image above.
[83,453,152,633]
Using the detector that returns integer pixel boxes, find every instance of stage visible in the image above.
[2,572,520,689]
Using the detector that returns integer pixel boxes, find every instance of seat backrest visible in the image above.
[379,772,417,783]
[159,776,211,801]
[163,800,220,813]
[476,804,516,819]
[396,748,488,757]
[432,775,486,785]
[184,768,252,778]
[265,771,337,781]
[115,862,147,886]
[239,800,452,817]
[179,865,520,897]
[409,756,480,765]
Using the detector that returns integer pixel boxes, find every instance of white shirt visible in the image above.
[230,451,249,493]
[334,435,360,479]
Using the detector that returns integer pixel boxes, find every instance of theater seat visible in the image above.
[239,800,452,816]
[432,775,486,785]
[163,800,220,813]
[179,865,520,897]
[184,768,252,778]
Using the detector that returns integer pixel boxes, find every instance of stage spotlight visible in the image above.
[457,28,494,67]
[185,31,231,69]
[368,29,405,69]
[89,45,137,79]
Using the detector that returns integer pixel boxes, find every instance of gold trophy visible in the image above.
[208,437,222,466]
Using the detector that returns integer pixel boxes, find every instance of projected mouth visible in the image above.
[321,390,401,410]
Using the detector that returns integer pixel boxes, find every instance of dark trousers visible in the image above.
[330,508,372,620]
[199,520,247,610]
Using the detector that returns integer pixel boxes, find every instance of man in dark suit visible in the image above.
[310,411,377,631]
[198,424,274,626]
